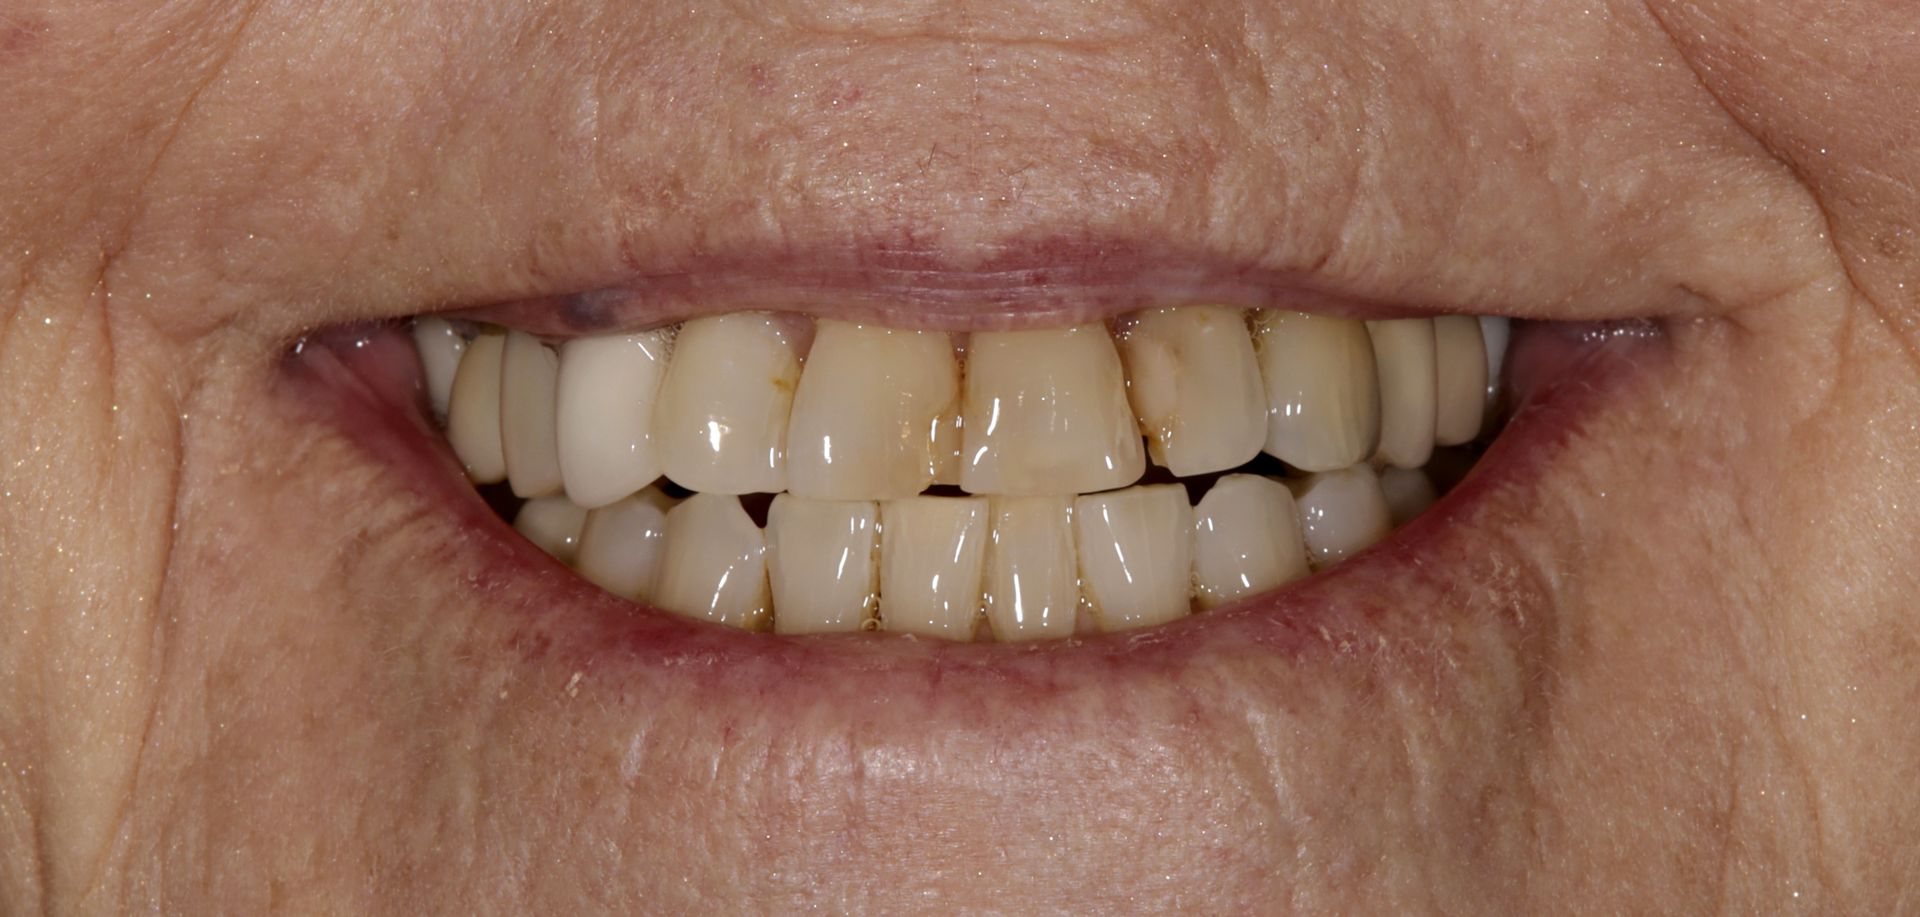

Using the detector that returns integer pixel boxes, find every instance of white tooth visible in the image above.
[1479,315,1510,418]
[651,493,770,630]
[513,495,588,564]
[500,331,565,498]
[556,331,671,508]
[786,322,960,500]
[930,411,963,486]
[574,487,675,601]
[1365,319,1437,469]
[878,496,989,640]
[412,317,467,422]
[983,497,1078,642]
[959,325,1145,496]
[653,313,801,495]
[1378,466,1437,527]
[1253,311,1381,473]
[446,331,508,484]
[1292,465,1393,569]
[1073,484,1193,632]
[1191,475,1309,610]
[1431,316,1488,447]
[1118,306,1267,476]
[766,495,879,635]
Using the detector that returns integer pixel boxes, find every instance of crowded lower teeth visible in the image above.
[420,307,1510,639]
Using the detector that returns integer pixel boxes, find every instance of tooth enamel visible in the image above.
[1191,475,1309,610]
[556,331,672,508]
[1073,484,1193,632]
[1118,306,1267,476]
[1479,315,1510,416]
[1378,465,1437,526]
[653,312,801,495]
[983,496,1079,641]
[1365,319,1438,469]
[500,331,566,498]
[878,496,989,640]
[573,487,675,601]
[412,317,467,421]
[930,411,963,486]
[1293,465,1393,569]
[651,493,771,630]
[959,325,1145,496]
[446,331,508,484]
[1253,311,1381,473]
[785,322,961,500]
[766,495,879,634]
[513,495,588,563]
[1431,316,1488,447]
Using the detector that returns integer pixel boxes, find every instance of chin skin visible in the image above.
[3,1,1920,913]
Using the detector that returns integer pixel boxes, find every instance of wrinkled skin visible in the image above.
[4,0,1920,912]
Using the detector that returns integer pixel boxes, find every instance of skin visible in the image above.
[3,0,1919,912]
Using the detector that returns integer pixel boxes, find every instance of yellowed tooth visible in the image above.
[960,325,1145,496]
[574,487,675,601]
[983,497,1079,642]
[1118,306,1267,476]
[879,496,989,640]
[412,317,466,421]
[501,331,565,498]
[557,331,671,509]
[766,495,879,635]
[785,322,960,500]
[1431,315,1488,447]
[1378,466,1438,527]
[653,313,801,495]
[1253,311,1381,473]
[930,410,963,486]
[651,493,770,630]
[446,331,508,484]
[1191,475,1309,610]
[513,495,588,564]
[1365,319,1437,470]
[1292,465,1393,569]
[1074,484,1193,632]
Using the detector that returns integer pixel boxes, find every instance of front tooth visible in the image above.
[959,325,1145,496]
[785,322,960,500]
[653,313,801,495]
[513,495,588,563]
[1191,475,1309,610]
[766,495,879,635]
[1378,466,1437,526]
[1293,465,1393,569]
[1365,319,1438,469]
[574,487,675,601]
[1253,311,1381,473]
[651,493,770,630]
[878,496,989,640]
[501,331,565,498]
[556,331,671,508]
[1118,306,1267,476]
[983,497,1079,642]
[1431,316,1488,447]
[1074,484,1193,632]
[930,410,963,486]
[412,317,467,421]
[446,331,508,483]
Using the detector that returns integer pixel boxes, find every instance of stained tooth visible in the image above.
[786,322,960,500]
[1431,316,1488,447]
[1253,311,1381,473]
[651,493,770,630]
[1074,484,1193,632]
[878,496,989,640]
[653,313,801,495]
[1191,475,1309,610]
[1479,315,1510,417]
[766,495,879,635]
[1378,466,1437,527]
[513,495,588,564]
[1365,319,1438,469]
[556,331,671,508]
[412,317,467,421]
[983,497,1078,642]
[574,487,675,601]
[1292,465,1393,569]
[960,325,1145,496]
[446,331,508,484]
[1118,306,1267,476]
[500,331,565,498]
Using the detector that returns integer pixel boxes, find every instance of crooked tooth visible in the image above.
[1118,306,1267,476]
[879,496,988,640]
[1378,466,1437,526]
[1293,465,1392,568]
[412,317,467,421]
[1253,311,1381,473]
[653,313,801,495]
[1365,319,1438,469]
[501,331,565,498]
[786,322,960,500]
[574,487,675,601]
[651,493,770,630]
[983,496,1078,642]
[514,495,588,564]
[1074,484,1192,632]
[556,331,671,508]
[1191,475,1309,610]
[446,331,508,484]
[1431,316,1488,447]
[960,325,1145,496]
[766,495,879,635]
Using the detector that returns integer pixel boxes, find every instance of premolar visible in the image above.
[573,487,675,601]
[500,331,565,498]
[446,331,508,484]
[1293,465,1393,568]
[1365,318,1437,470]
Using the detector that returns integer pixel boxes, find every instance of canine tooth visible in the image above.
[1293,465,1393,568]
[651,493,770,630]
[501,331,565,498]
[983,497,1078,641]
[1366,319,1438,469]
[1074,484,1192,632]
[786,322,960,500]
[1378,466,1437,526]
[653,313,800,495]
[412,317,466,421]
[1253,311,1381,473]
[513,495,588,563]
[1479,315,1510,416]
[446,331,508,483]
[1431,316,1488,447]
[556,331,671,508]
[574,487,675,601]
[1191,475,1309,610]
[879,496,989,640]
[766,495,879,635]
[960,325,1145,496]
[1119,306,1266,476]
